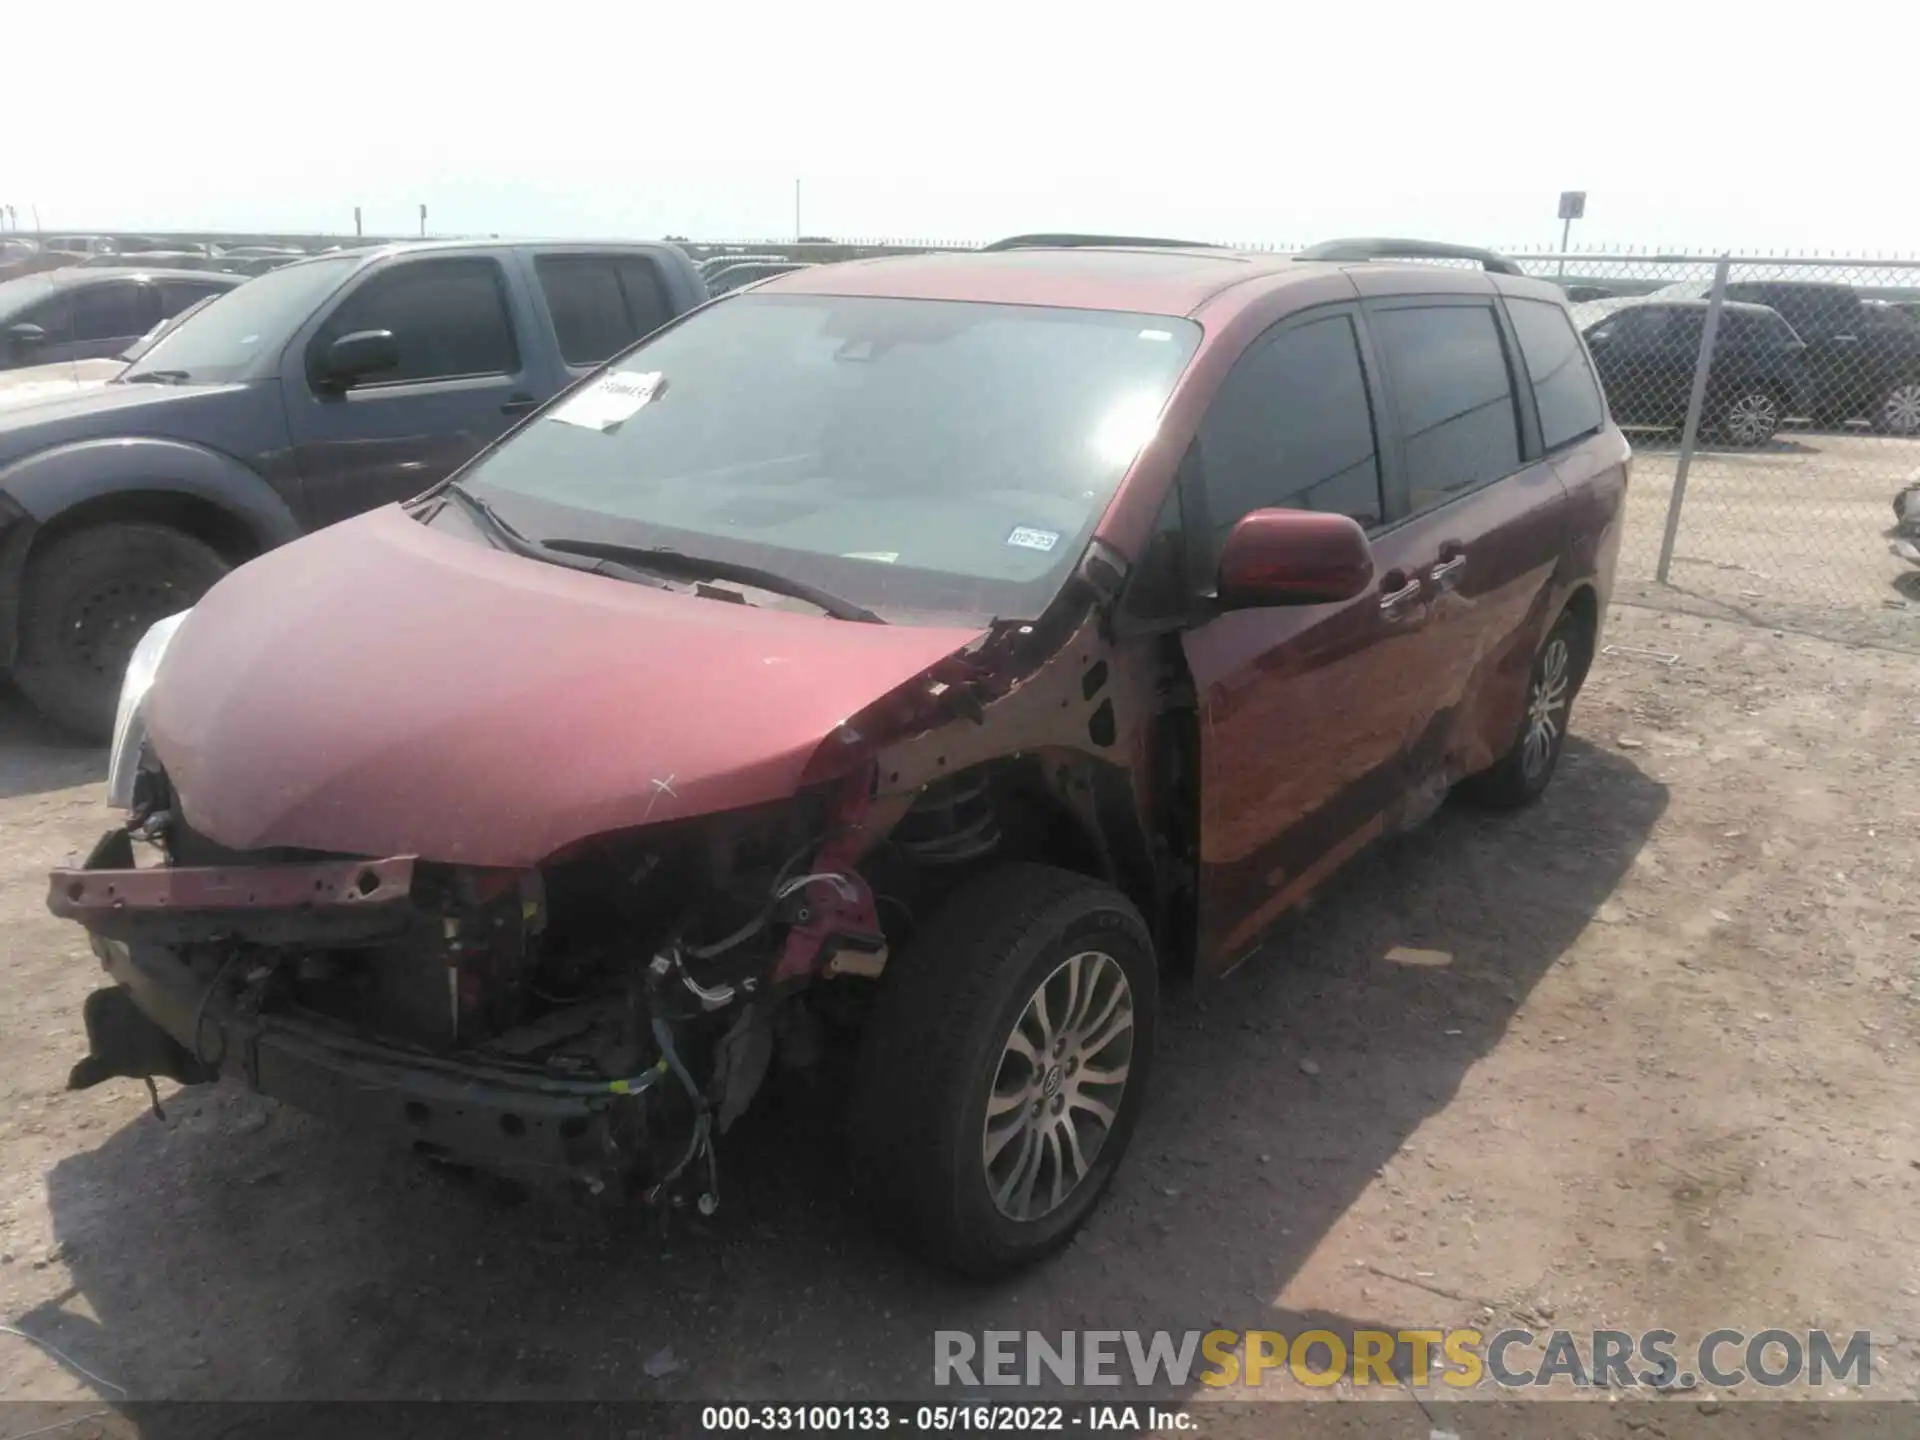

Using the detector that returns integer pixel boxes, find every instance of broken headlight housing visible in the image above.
[105,611,191,812]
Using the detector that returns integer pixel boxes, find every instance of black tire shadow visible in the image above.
[34,738,1665,1426]
[0,686,104,801]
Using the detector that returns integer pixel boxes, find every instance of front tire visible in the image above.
[1458,607,1590,811]
[13,523,229,740]
[848,863,1156,1276]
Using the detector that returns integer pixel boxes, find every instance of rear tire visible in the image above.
[1458,606,1590,811]
[847,862,1156,1277]
[1875,380,1920,437]
[1715,388,1780,446]
[13,522,228,740]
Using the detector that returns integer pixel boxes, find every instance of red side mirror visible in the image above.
[1217,508,1375,608]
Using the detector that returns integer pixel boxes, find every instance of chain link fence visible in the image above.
[691,238,1920,650]
[1505,253,1920,650]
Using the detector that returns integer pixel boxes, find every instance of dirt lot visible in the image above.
[0,603,1916,1424]
[1617,429,1920,649]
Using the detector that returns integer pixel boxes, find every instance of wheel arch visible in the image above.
[885,744,1190,974]
[1558,581,1601,691]
[0,439,300,670]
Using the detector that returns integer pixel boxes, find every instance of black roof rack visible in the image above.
[980,233,1210,253]
[1296,237,1524,277]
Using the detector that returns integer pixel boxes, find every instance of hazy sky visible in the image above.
[8,0,1914,253]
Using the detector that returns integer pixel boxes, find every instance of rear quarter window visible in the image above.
[1506,297,1607,449]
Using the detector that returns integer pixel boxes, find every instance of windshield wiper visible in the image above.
[433,484,670,590]
[544,538,885,624]
[120,368,192,385]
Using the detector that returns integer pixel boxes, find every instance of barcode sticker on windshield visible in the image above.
[548,370,665,433]
[1006,526,1061,553]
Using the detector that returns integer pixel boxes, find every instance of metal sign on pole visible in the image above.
[354,206,363,238]
[1556,190,1586,276]
[419,203,427,238]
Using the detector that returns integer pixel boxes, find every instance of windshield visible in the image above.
[124,255,359,383]
[460,294,1201,623]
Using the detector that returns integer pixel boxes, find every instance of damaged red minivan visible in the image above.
[49,236,1627,1274]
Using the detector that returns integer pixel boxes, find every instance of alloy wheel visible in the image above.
[1882,383,1920,437]
[982,950,1135,1222]
[1522,636,1571,782]
[1722,392,1777,446]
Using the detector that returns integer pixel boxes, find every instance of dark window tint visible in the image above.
[536,257,632,365]
[1372,304,1520,511]
[70,282,156,342]
[535,255,672,366]
[1728,283,1857,335]
[317,258,518,384]
[155,280,232,314]
[1506,297,1606,449]
[1198,313,1383,542]
[616,259,670,337]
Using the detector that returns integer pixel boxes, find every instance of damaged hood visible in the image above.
[145,506,985,866]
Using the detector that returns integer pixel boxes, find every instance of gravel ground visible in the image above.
[0,604,1915,1425]
[1617,429,1920,650]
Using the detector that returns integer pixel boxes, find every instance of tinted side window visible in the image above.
[1371,304,1520,511]
[616,258,671,338]
[70,282,156,342]
[1506,297,1606,450]
[155,281,230,314]
[1612,308,1668,344]
[317,258,519,384]
[536,257,635,366]
[1198,313,1383,543]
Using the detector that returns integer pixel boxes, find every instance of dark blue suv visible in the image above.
[0,240,707,735]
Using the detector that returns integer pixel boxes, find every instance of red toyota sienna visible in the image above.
[51,235,1628,1274]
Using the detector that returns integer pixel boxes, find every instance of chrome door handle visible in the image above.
[1378,576,1423,618]
[1429,555,1468,591]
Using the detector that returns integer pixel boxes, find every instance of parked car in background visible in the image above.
[1718,281,1920,434]
[41,235,116,260]
[704,260,811,295]
[0,268,244,372]
[0,292,228,411]
[0,239,707,735]
[48,235,1626,1275]
[1650,280,1920,435]
[1575,296,1807,445]
[113,238,210,258]
[74,251,235,274]
[696,252,790,277]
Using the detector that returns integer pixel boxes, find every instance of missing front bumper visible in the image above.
[52,830,666,1187]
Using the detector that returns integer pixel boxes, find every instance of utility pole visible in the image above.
[419,203,427,238]
[795,179,802,243]
[354,206,363,238]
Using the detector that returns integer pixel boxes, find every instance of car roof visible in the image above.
[316,238,681,265]
[753,242,1564,319]
[1570,293,1784,329]
[45,265,247,286]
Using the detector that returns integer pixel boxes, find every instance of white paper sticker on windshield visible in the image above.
[1138,328,1174,341]
[1006,526,1061,553]
[841,551,900,564]
[548,370,665,433]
